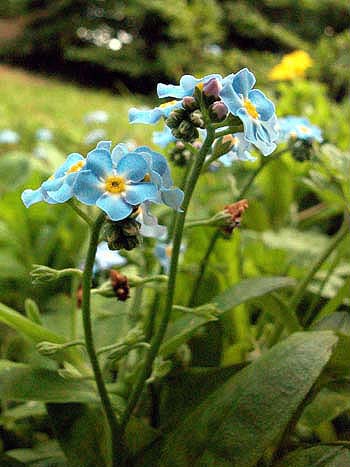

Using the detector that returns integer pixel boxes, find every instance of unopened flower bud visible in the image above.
[170,143,193,166]
[24,298,42,324]
[30,265,59,284]
[182,96,198,112]
[210,101,228,121]
[190,110,205,128]
[103,217,142,251]
[110,270,130,301]
[166,108,187,129]
[221,199,249,236]
[203,78,222,98]
[36,341,64,357]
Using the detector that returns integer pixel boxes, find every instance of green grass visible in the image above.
[0,65,155,155]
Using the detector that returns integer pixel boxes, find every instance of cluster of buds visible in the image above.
[169,141,194,166]
[220,199,249,236]
[166,78,228,143]
[103,208,142,251]
[110,269,130,301]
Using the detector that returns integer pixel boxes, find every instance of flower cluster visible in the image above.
[129,68,278,157]
[277,117,323,144]
[269,50,313,81]
[22,141,184,230]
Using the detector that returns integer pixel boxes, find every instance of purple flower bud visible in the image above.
[211,101,228,120]
[203,78,222,97]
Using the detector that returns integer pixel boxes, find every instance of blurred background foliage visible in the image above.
[0,0,349,98]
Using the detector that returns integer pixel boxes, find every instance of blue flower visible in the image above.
[137,202,167,238]
[219,133,256,167]
[94,241,126,273]
[157,73,223,99]
[220,68,278,156]
[152,126,177,148]
[84,110,109,125]
[129,100,182,125]
[155,241,186,274]
[36,128,53,142]
[277,116,323,143]
[84,129,107,145]
[22,152,86,207]
[0,129,20,144]
[74,145,159,221]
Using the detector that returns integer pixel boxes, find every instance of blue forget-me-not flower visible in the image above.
[277,116,323,143]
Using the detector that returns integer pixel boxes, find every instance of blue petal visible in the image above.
[248,89,275,121]
[47,181,74,203]
[128,107,163,124]
[86,148,113,178]
[232,68,256,97]
[111,143,129,166]
[220,81,243,116]
[55,153,85,178]
[21,188,44,207]
[237,109,276,156]
[42,177,64,192]
[125,183,158,205]
[161,188,184,211]
[116,153,148,182]
[74,170,103,205]
[96,193,132,221]
[152,126,176,148]
[138,202,167,238]
[96,141,112,152]
[157,74,222,98]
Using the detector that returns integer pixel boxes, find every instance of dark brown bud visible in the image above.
[77,285,83,309]
[222,199,249,235]
[110,270,130,302]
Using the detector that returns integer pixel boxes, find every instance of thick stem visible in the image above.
[120,127,216,430]
[81,212,124,466]
[68,199,93,226]
[188,229,220,307]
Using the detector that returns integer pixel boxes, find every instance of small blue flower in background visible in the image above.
[0,129,20,144]
[84,110,109,125]
[220,68,278,156]
[36,128,53,142]
[129,101,182,125]
[84,129,107,146]
[277,116,323,143]
[155,242,186,274]
[152,126,177,148]
[74,145,159,221]
[219,133,256,167]
[94,241,126,273]
[22,152,86,207]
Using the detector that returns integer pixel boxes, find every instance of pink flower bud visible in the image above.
[211,101,228,120]
[203,78,222,97]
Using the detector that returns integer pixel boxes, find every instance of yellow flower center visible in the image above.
[298,125,311,134]
[143,173,151,182]
[66,160,85,174]
[105,175,126,194]
[196,82,204,91]
[165,245,173,258]
[159,100,178,109]
[243,99,259,119]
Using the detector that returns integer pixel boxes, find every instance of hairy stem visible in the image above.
[120,126,216,430]
[81,212,124,466]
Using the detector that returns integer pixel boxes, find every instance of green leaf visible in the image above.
[0,360,98,403]
[0,152,30,193]
[160,276,295,357]
[160,331,337,467]
[274,445,350,467]
[3,440,66,466]
[314,278,350,323]
[47,404,109,467]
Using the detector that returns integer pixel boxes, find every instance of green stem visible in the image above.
[120,126,216,430]
[188,229,221,307]
[81,212,124,466]
[289,222,349,324]
[68,199,93,226]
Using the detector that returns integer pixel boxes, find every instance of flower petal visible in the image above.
[54,153,85,178]
[96,193,132,221]
[86,148,113,178]
[232,68,256,97]
[125,183,158,205]
[248,89,275,121]
[74,170,103,205]
[96,141,112,152]
[128,107,163,124]
[47,181,74,203]
[111,143,129,166]
[161,188,184,211]
[220,81,243,116]
[21,188,44,207]
[152,126,176,148]
[116,153,148,182]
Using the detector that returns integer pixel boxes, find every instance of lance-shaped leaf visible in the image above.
[160,331,337,467]
[274,445,350,467]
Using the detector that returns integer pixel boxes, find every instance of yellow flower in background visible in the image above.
[269,50,313,81]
